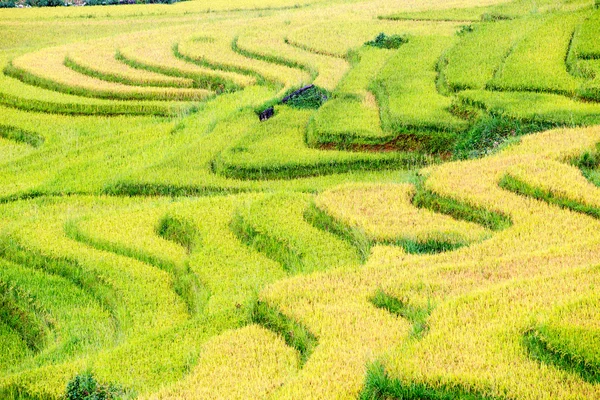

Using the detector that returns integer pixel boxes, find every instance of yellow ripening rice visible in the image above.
[66,39,195,88]
[178,32,310,91]
[236,23,350,91]
[315,182,490,245]
[145,325,299,400]
[117,29,256,88]
[10,46,212,101]
[505,157,600,208]
[254,125,600,399]
[286,19,461,58]
[8,198,190,338]
[69,207,190,269]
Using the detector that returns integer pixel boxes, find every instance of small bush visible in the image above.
[65,372,127,400]
[456,24,474,36]
[26,0,64,6]
[0,0,16,7]
[365,33,408,49]
[481,12,512,21]
[574,151,599,170]
[281,85,329,109]
[454,116,553,159]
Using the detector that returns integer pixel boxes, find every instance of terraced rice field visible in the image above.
[1,0,600,398]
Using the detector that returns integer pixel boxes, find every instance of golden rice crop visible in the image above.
[10,46,212,101]
[314,182,491,245]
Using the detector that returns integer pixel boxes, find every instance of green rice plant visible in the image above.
[0,277,50,353]
[286,19,459,59]
[115,30,255,91]
[312,183,492,254]
[0,322,33,376]
[523,297,600,384]
[142,324,299,399]
[380,6,500,22]
[360,362,501,400]
[500,174,600,219]
[212,107,429,180]
[0,67,185,116]
[64,54,193,89]
[307,97,390,148]
[303,202,372,262]
[412,180,513,231]
[453,115,555,159]
[370,289,433,338]
[382,0,593,22]
[574,59,600,100]
[442,18,542,91]
[371,35,469,151]
[156,215,199,254]
[252,301,317,365]
[231,192,361,274]
[0,256,116,374]
[177,32,308,92]
[457,90,600,126]
[64,215,204,315]
[235,24,349,91]
[488,12,585,96]
[6,54,212,102]
[571,8,600,59]
[0,125,43,148]
[307,47,395,148]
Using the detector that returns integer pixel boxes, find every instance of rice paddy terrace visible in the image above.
[1,0,600,398]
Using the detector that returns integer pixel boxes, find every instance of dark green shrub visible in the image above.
[481,12,512,21]
[454,116,554,159]
[0,0,16,8]
[365,33,408,49]
[26,0,64,6]
[456,24,474,36]
[65,372,126,400]
[574,151,599,170]
[281,85,329,109]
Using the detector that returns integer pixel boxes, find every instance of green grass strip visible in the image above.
[173,43,271,88]
[499,174,600,219]
[212,153,428,181]
[101,182,245,197]
[156,215,199,254]
[231,36,316,80]
[0,385,50,400]
[64,220,207,315]
[413,179,512,231]
[305,203,473,257]
[360,362,502,400]
[64,56,194,89]
[303,202,371,263]
[230,213,304,273]
[251,301,317,366]
[116,49,242,93]
[0,237,118,328]
[523,329,600,384]
[370,289,432,339]
[0,125,44,148]
[0,91,178,117]
[4,62,207,102]
[0,277,51,352]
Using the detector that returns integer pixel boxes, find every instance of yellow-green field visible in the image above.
[1,0,600,398]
